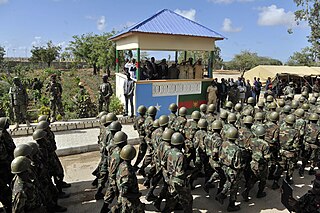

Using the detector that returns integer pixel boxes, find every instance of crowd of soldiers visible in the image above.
[92,89,320,212]
[0,115,71,213]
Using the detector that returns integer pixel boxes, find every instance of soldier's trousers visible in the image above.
[276,151,297,180]
[221,166,241,202]
[140,146,153,170]
[164,184,193,213]
[301,146,320,169]
[104,179,118,204]
[195,150,212,182]
[111,197,145,213]
[268,146,280,179]
[99,99,110,113]
[243,161,268,195]
[134,137,147,167]
[13,104,27,123]
[50,98,65,118]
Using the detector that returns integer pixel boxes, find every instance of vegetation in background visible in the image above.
[30,41,61,67]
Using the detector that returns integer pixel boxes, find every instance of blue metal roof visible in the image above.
[111,9,226,40]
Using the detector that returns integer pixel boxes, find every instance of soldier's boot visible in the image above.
[241,189,250,202]
[227,201,241,212]
[153,198,162,211]
[145,187,157,202]
[100,203,110,213]
[26,120,31,127]
[215,193,227,205]
[271,180,280,190]
[91,178,99,187]
[95,187,105,200]
[308,168,316,175]
[298,167,304,177]
[54,204,67,212]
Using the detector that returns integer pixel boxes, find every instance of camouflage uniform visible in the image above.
[164,147,193,213]
[168,113,177,128]
[171,115,187,133]
[133,115,146,168]
[47,78,65,120]
[139,116,155,173]
[99,80,113,112]
[114,161,144,213]
[10,79,28,124]
[74,87,94,118]
[194,129,211,183]
[205,113,217,133]
[184,120,198,165]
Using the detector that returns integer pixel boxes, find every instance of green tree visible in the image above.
[67,32,116,75]
[30,41,61,67]
[287,46,318,66]
[293,0,320,60]
[0,46,5,64]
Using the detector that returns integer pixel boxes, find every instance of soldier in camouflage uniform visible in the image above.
[99,74,113,113]
[251,112,265,133]
[277,99,285,113]
[294,108,307,164]
[137,106,157,176]
[265,102,277,122]
[153,128,175,211]
[133,105,147,169]
[206,104,217,133]
[285,93,294,106]
[242,125,270,202]
[291,99,299,112]
[171,107,187,133]
[168,103,178,128]
[199,104,207,118]
[221,113,237,140]
[242,97,255,115]
[254,101,265,115]
[204,120,226,194]
[234,103,242,128]
[11,156,47,213]
[112,145,145,213]
[10,77,30,129]
[101,131,128,213]
[47,74,65,122]
[163,132,193,213]
[74,82,95,118]
[219,111,228,126]
[275,115,299,187]
[301,103,311,119]
[184,110,200,166]
[216,127,243,212]
[288,171,320,213]
[299,113,320,176]
[279,105,291,126]
[264,112,280,183]
[224,101,234,113]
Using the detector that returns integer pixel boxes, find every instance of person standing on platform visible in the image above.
[123,73,135,117]
[151,57,159,79]
[178,60,187,79]
[168,63,179,79]
[186,58,194,79]
[207,80,218,106]
[194,59,203,79]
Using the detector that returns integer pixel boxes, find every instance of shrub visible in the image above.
[109,95,124,115]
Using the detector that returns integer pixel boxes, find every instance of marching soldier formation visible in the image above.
[88,90,320,212]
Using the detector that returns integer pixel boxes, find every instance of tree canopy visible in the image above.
[0,46,5,64]
[67,32,116,75]
[30,41,61,67]
[293,0,320,60]
[287,46,320,66]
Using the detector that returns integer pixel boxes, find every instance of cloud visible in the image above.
[31,36,42,46]
[0,0,8,5]
[209,0,254,4]
[174,9,196,21]
[221,18,242,32]
[97,16,106,31]
[258,5,295,27]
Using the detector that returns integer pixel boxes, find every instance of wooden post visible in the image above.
[175,51,178,63]
[136,48,140,80]
[116,49,119,73]
[184,51,187,61]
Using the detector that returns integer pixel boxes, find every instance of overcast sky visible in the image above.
[0,0,310,62]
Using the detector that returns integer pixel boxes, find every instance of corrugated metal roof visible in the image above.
[111,9,226,40]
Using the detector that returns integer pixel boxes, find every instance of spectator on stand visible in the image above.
[238,82,246,104]
[168,63,179,79]
[194,59,203,79]
[253,77,262,103]
[178,60,187,79]
[217,78,228,112]
[245,79,252,103]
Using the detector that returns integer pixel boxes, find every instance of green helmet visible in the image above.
[291,100,299,109]
[148,106,157,116]
[254,112,264,121]
[11,156,31,174]
[171,132,185,145]
[113,131,128,145]
[227,113,237,123]
[97,111,108,119]
[243,116,253,124]
[200,104,207,113]
[197,119,208,129]
[191,111,201,120]
[299,97,306,103]
[278,99,285,107]
[38,115,49,122]
[179,107,187,116]
[220,111,228,119]
[282,105,292,114]
[247,97,255,104]
[153,119,160,128]
[137,105,147,114]
[242,109,252,116]
[269,112,279,122]
[316,107,320,115]
[255,125,266,137]
[266,95,274,102]
[302,103,310,111]
[169,103,178,112]
[310,97,317,104]
[32,129,47,141]
[101,113,118,125]
[294,108,305,117]
[257,101,265,108]
[309,113,319,121]
[120,144,136,161]
[285,114,296,125]
[0,117,9,130]
[162,129,175,142]
[159,115,169,127]
[211,120,223,130]
[302,91,308,97]
[314,93,319,98]
[208,104,216,113]
[226,127,238,140]
[26,142,39,156]
[36,121,49,130]
[225,101,233,109]
[109,121,122,131]
[234,103,242,112]
[14,144,33,158]
[268,102,277,109]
